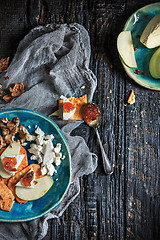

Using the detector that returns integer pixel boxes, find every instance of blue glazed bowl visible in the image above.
[120,3,160,90]
[0,108,72,222]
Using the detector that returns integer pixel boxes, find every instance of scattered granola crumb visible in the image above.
[4,76,10,81]
[127,90,135,104]
[0,57,9,73]
[109,89,112,93]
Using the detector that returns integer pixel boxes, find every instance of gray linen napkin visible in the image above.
[0,23,97,240]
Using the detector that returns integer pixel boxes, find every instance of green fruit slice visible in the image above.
[149,47,160,79]
[15,175,53,201]
[117,31,137,68]
[140,13,160,49]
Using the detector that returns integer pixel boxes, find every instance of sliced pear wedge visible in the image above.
[0,142,21,178]
[1,142,21,157]
[15,175,53,201]
[149,47,160,79]
[0,160,11,178]
[140,13,160,49]
[117,30,137,68]
[48,108,63,119]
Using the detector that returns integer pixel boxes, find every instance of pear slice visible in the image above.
[0,142,21,178]
[48,108,63,119]
[117,31,137,68]
[1,142,21,157]
[140,13,160,49]
[0,161,11,178]
[149,47,160,79]
[15,175,53,201]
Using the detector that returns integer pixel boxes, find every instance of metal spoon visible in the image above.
[83,103,114,175]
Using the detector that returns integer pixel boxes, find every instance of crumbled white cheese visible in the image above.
[45,134,54,141]
[35,127,44,136]
[28,126,64,176]
[37,153,43,164]
[54,143,61,153]
[42,140,55,165]
[28,144,43,156]
[54,157,61,166]
[46,163,55,176]
[27,135,36,142]
[41,165,47,175]
[30,155,37,161]
[36,135,44,145]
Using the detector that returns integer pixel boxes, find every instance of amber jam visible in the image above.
[3,157,17,172]
[63,102,75,113]
[83,103,101,125]
[21,170,34,187]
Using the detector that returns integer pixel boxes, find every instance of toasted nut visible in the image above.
[12,117,20,127]
[4,134,14,144]
[2,128,10,136]
[3,94,13,103]
[10,83,25,97]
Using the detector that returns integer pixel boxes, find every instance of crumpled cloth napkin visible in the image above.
[0,23,97,240]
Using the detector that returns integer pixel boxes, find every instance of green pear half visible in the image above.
[149,47,160,79]
[15,175,53,201]
[140,13,160,49]
[117,30,137,68]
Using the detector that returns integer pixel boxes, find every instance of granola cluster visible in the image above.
[0,117,30,149]
[0,57,25,103]
[0,57,9,73]
[3,83,25,103]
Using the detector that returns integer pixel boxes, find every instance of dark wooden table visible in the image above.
[0,1,159,239]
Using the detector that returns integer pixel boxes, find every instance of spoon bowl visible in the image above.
[83,103,114,175]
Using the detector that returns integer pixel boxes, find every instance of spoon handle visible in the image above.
[94,128,114,174]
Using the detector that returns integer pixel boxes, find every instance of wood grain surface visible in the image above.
[0,0,159,239]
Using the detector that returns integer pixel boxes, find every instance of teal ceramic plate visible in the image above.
[0,108,72,222]
[121,2,160,90]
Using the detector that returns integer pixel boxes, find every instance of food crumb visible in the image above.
[4,76,9,81]
[127,90,135,104]
[109,89,112,93]
[81,85,85,89]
